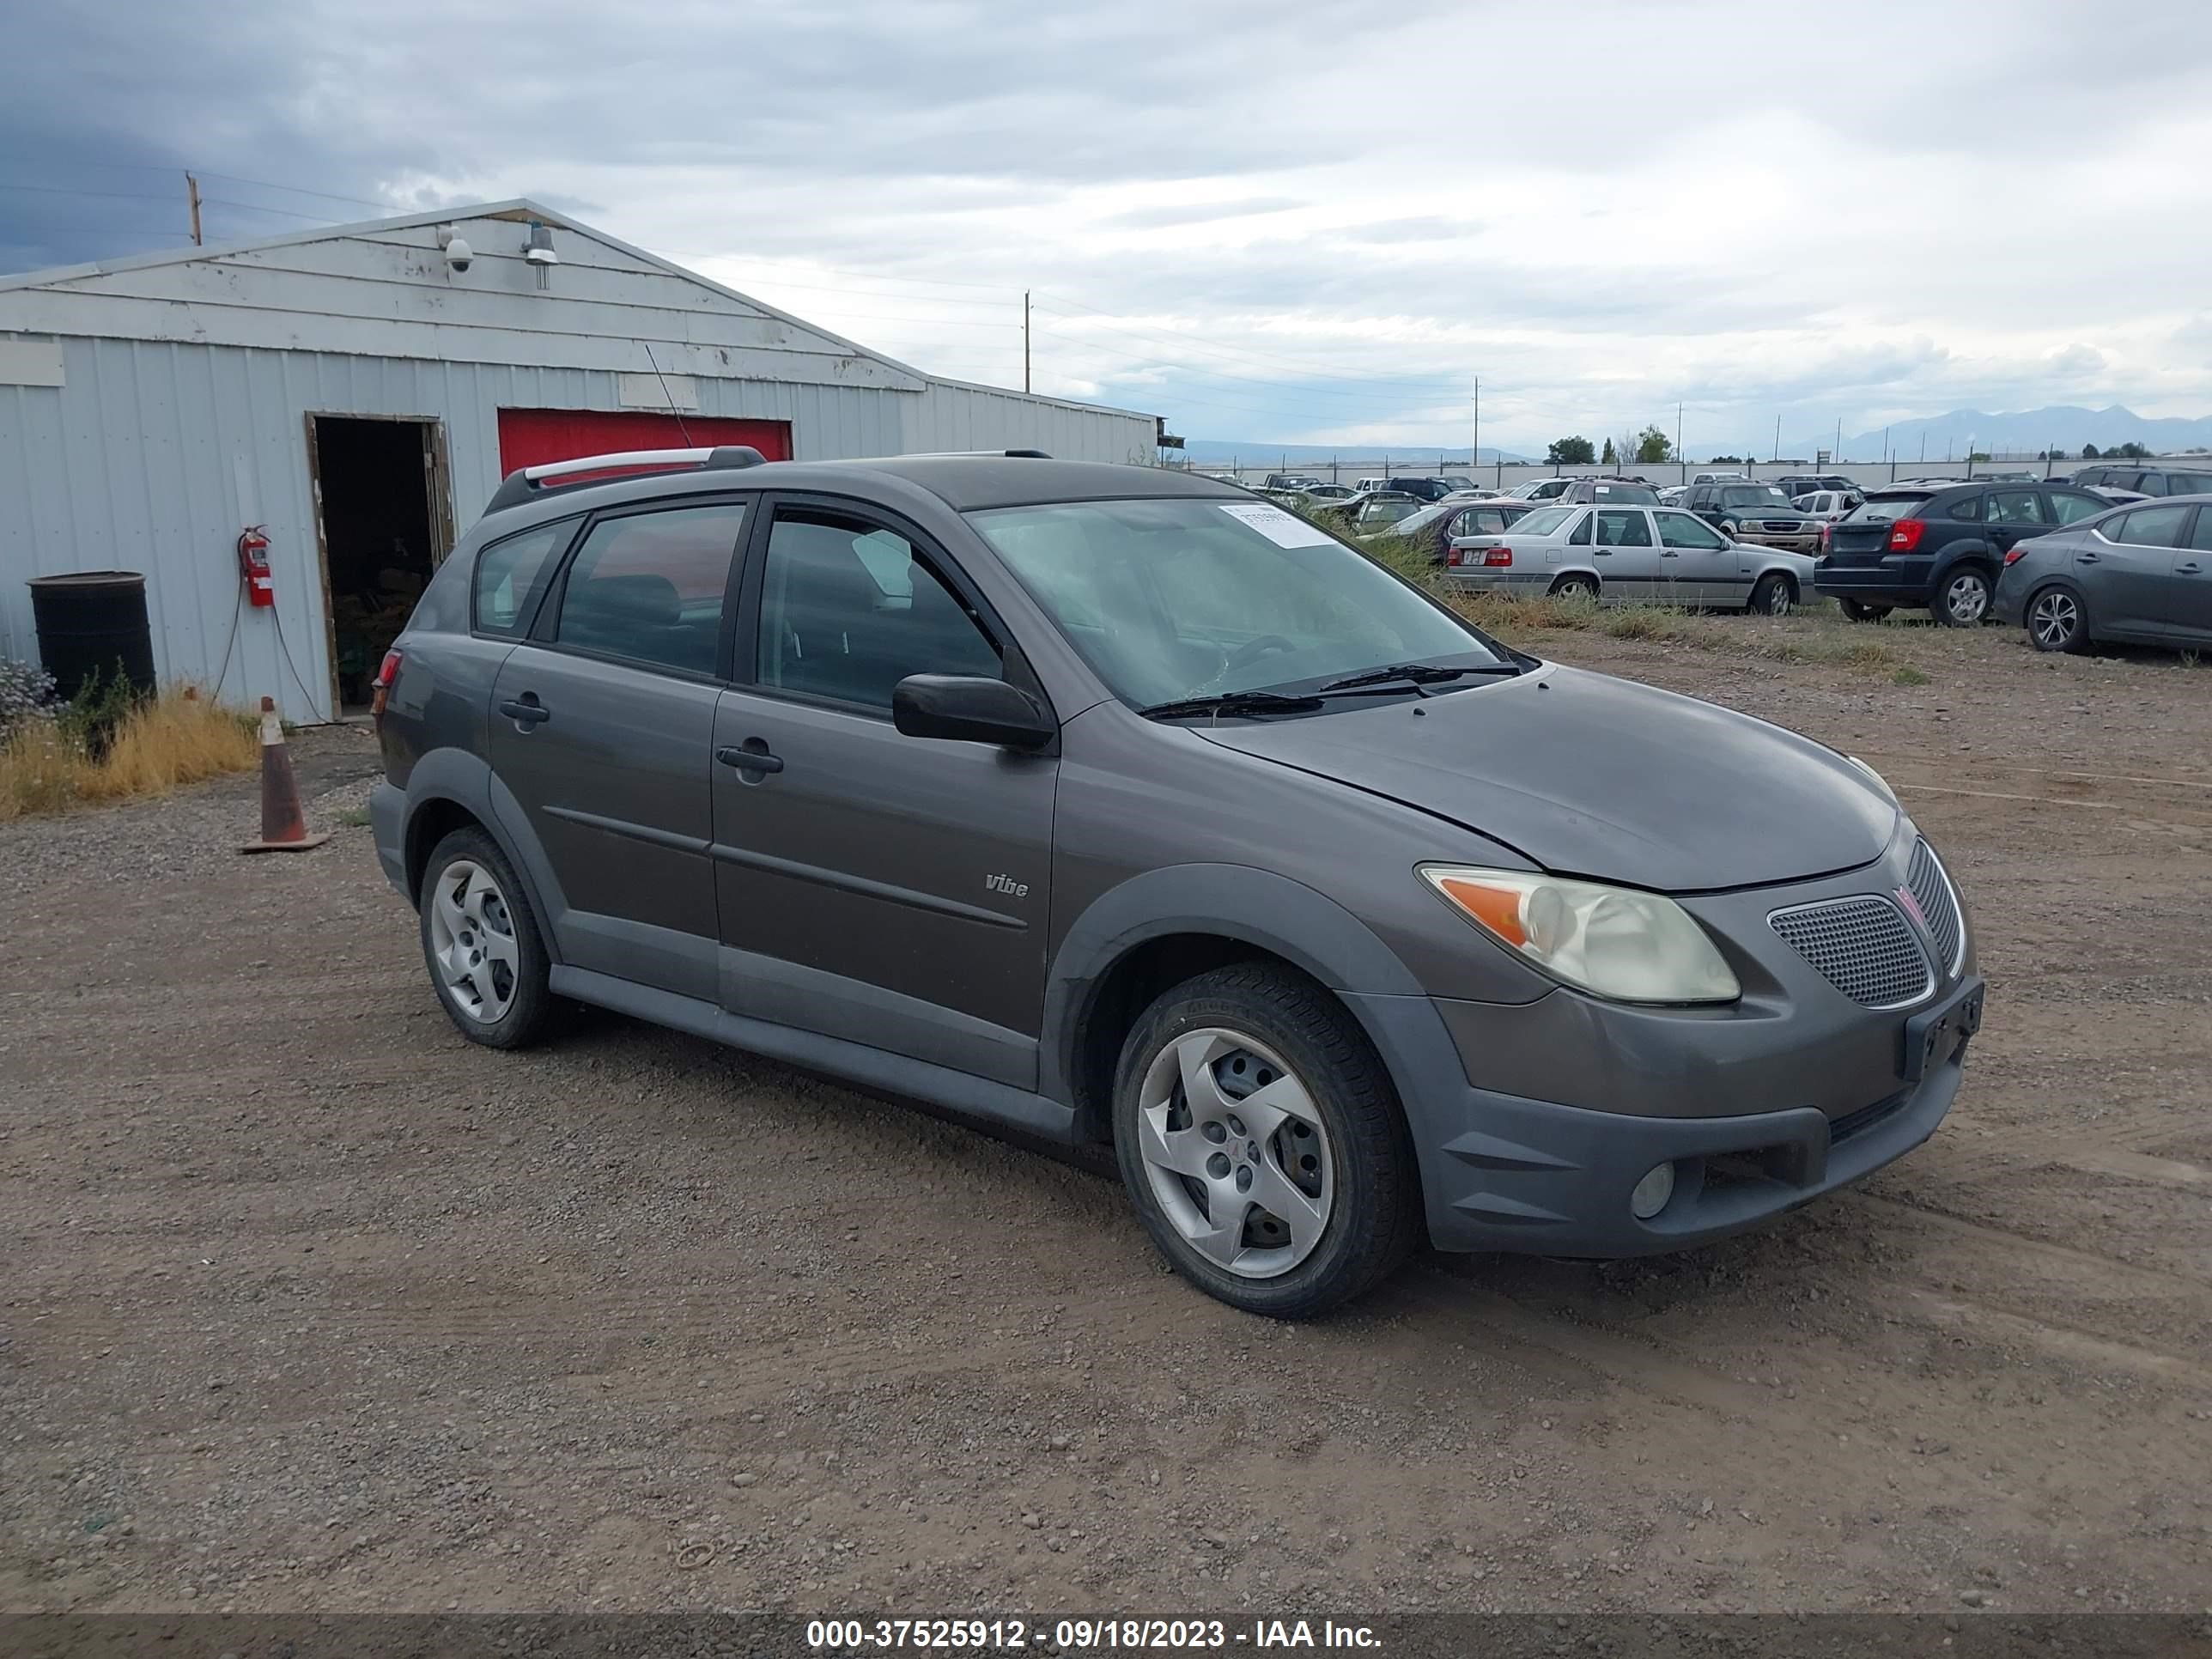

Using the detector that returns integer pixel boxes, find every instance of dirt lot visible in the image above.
[3,614,2209,1620]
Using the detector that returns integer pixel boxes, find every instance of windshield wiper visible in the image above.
[1139,690,1327,720]
[1318,662,1519,694]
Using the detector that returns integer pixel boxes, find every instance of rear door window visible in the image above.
[1594,509,1653,546]
[1987,489,2046,526]
[553,501,747,676]
[2107,505,2189,548]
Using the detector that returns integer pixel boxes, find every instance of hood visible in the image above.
[1194,665,1897,892]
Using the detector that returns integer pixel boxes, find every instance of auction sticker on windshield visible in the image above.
[1216,502,1337,547]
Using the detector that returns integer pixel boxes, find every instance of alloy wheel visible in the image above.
[1944,573,1990,624]
[427,859,520,1023]
[2030,589,2081,651]
[1134,1028,1334,1279]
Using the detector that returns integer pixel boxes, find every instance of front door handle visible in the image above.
[2180,562,2204,574]
[716,744,784,775]
[497,697,550,728]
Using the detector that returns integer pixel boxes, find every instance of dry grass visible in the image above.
[0,688,258,822]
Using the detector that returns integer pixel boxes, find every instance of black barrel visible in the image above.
[27,571,157,703]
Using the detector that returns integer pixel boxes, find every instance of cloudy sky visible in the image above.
[7,0,2212,455]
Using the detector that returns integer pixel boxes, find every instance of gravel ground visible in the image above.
[2,623,2209,1620]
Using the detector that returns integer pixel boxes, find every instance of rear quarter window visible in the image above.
[1941,492,1984,522]
[472,521,572,635]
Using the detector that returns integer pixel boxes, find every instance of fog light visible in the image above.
[1630,1162,1675,1220]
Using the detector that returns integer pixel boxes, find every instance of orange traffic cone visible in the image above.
[240,696,331,854]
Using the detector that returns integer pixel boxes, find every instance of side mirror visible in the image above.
[892,674,1055,750]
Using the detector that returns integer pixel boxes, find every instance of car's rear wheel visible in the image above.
[419,826,555,1049]
[1838,599,1892,623]
[2027,585,2087,653]
[1936,567,1992,627]
[1747,573,1794,616]
[1550,574,1599,601]
[1113,964,1417,1319]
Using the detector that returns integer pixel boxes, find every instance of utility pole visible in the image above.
[1772,413,1781,465]
[1835,416,1842,461]
[1471,375,1480,477]
[185,173,203,246]
[1023,291,1030,394]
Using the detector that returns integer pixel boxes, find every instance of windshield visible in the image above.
[968,496,1509,708]
[1720,486,1792,509]
[1508,505,1577,537]
[1845,494,1926,524]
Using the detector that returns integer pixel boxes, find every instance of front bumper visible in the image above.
[1409,984,1975,1255]
[1345,823,1981,1256]
[1736,531,1822,555]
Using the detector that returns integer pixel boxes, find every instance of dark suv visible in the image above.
[1683,481,1820,553]
[1816,481,2110,623]
[2069,463,2212,497]
[369,447,1980,1318]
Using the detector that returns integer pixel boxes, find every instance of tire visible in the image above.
[1747,573,1794,616]
[417,825,556,1049]
[2027,584,2087,653]
[1550,574,1599,601]
[1838,599,1892,623]
[1935,566,1993,628]
[1112,963,1419,1319]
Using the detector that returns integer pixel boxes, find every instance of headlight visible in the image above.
[1419,865,1741,1005]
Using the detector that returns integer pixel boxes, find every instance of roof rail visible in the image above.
[482,445,767,515]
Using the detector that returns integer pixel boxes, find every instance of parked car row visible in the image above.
[1440,501,1815,614]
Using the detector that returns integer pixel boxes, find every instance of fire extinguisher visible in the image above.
[237,526,276,607]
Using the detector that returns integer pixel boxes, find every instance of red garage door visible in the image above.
[495,408,793,475]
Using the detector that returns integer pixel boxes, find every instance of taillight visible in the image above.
[1887,520,1926,551]
[371,647,403,722]
[2003,546,2027,565]
[1484,548,1513,566]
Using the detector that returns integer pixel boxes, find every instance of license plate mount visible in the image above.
[1901,977,1984,1084]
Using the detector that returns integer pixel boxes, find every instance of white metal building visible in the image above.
[0,200,1158,720]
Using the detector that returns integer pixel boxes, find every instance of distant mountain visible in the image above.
[1178,440,1534,466]
[1778,405,2212,463]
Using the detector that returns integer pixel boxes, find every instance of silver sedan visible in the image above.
[1443,502,1817,613]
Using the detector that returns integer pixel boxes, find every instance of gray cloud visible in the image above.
[6,0,2212,450]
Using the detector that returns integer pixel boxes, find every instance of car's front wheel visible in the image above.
[1113,964,1417,1319]
[2027,585,2087,653]
[1936,567,1992,627]
[1838,599,1892,623]
[1747,573,1794,616]
[418,826,555,1048]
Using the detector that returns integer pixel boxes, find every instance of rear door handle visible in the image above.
[2076,552,2100,564]
[2180,562,2204,574]
[716,744,784,775]
[497,697,550,727]
[1661,550,1680,558]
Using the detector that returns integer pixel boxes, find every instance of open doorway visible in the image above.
[307,415,453,711]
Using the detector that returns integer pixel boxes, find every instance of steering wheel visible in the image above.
[1220,634,1298,677]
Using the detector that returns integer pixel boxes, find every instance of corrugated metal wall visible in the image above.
[0,337,915,722]
[908,379,1158,465]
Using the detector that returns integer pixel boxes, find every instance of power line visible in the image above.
[198,197,347,224]
[191,172,400,213]
[0,181,179,204]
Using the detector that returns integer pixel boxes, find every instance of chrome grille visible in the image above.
[1770,896,1933,1007]
[1760,519,1802,533]
[1906,839,1964,974]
